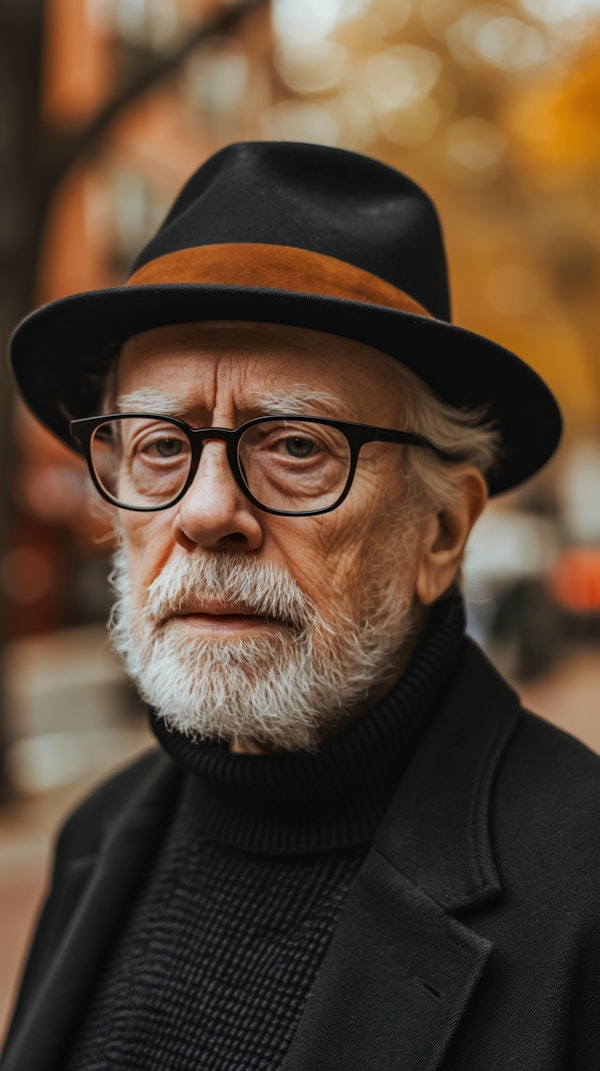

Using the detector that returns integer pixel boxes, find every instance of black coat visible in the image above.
[2,639,600,1070]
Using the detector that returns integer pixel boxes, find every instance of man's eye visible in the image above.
[281,436,319,458]
[145,438,185,459]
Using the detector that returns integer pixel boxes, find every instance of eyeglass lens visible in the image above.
[90,417,352,513]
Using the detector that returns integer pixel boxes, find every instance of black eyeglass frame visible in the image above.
[69,413,457,517]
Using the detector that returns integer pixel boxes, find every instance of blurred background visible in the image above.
[1,0,600,1037]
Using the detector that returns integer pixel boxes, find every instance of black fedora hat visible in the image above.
[10,140,561,495]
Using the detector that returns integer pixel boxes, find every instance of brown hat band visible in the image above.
[127,243,432,319]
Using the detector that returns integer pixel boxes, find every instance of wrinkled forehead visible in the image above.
[114,321,410,424]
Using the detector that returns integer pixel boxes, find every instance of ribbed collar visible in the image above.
[150,594,465,855]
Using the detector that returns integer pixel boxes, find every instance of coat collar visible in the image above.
[280,639,521,1071]
[376,637,520,912]
[3,639,520,1071]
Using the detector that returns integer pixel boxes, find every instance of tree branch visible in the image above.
[41,0,269,191]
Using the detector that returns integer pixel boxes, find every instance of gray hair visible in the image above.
[390,361,500,514]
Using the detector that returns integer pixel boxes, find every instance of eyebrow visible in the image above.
[115,388,190,416]
[115,386,350,420]
[251,388,348,418]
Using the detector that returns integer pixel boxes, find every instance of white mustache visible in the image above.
[143,554,315,631]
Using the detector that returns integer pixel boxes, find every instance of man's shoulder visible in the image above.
[448,638,600,872]
[490,700,600,903]
[500,703,600,828]
[55,748,176,861]
[459,636,600,803]
[513,702,600,779]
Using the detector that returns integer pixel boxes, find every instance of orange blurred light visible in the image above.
[549,548,600,613]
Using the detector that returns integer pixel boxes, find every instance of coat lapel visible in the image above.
[2,756,181,1071]
[280,847,493,1071]
[282,640,521,1071]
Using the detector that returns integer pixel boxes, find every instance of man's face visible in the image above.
[109,321,433,751]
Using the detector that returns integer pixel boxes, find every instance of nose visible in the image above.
[172,440,264,552]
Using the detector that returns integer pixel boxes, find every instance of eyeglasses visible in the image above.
[69,413,456,517]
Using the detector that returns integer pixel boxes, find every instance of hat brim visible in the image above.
[10,283,562,496]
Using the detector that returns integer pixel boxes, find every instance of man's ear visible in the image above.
[415,468,488,607]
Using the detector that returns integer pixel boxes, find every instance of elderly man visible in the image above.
[3,142,599,1071]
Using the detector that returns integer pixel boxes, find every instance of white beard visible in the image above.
[108,544,417,752]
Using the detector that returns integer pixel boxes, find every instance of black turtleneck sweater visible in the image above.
[66,596,464,1071]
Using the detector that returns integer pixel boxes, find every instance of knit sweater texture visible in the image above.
[66,595,464,1070]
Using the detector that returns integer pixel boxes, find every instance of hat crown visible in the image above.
[132,141,451,322]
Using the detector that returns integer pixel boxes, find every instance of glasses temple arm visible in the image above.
[372,428,466,463]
